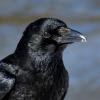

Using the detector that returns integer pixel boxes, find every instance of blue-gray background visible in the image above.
[0,0,100,100]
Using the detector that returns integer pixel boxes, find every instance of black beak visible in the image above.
[58,27,87,44]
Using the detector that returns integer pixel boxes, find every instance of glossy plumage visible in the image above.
[0,18,86,100]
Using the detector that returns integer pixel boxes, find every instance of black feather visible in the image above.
[0,18,69,100]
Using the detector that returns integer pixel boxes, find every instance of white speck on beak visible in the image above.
[79,35,87,42]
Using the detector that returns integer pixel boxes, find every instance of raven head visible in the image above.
[16,18,86,55]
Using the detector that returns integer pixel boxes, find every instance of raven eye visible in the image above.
[58,27,70,34]
[43,32,51,38]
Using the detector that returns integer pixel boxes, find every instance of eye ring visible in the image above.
[43,32,51,38]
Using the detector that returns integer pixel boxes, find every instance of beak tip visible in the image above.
[79,35,87,42]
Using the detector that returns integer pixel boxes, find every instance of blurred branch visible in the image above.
[0,14,100,25]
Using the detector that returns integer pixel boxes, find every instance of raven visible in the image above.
[0,18,86,100]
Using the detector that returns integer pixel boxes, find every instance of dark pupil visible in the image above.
[48,26,62,36]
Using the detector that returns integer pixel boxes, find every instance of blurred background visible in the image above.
[0,0,100,100]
